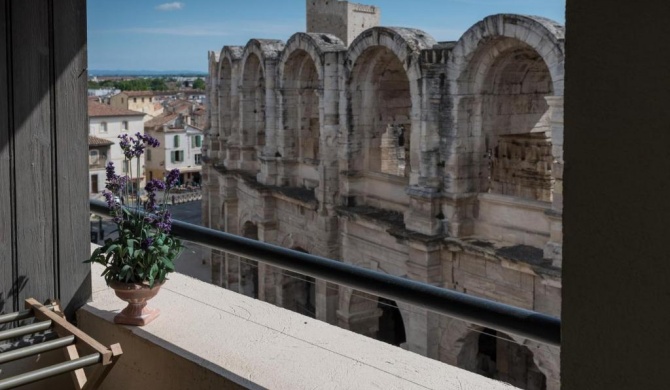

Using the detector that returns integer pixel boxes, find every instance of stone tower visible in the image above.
[306,0,381,46]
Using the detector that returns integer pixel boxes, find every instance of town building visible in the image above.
[88,101,146,196]
[203,1,564,389]
[87,135,113,194]
[109,90,165,117]
[144,113,204,186]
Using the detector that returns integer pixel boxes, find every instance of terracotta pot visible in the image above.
[109,281,163,326]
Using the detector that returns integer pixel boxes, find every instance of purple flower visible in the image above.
[105,162,116,182]
[119,134,134,160]
[165,169,180,189]
[103,191,116,209]
[103,190,124,224]
[141,237,154,250]
[155,209,173,233]
[145,135,160,148]
[144,179,166,211]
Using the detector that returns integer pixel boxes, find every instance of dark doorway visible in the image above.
[377,297,406,346]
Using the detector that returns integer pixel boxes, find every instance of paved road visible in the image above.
[90,200,212,283]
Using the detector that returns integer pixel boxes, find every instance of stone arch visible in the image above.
[276,33,345,186]
[449,15,564,96]
[280,247,316,318]
[239,39,284,172]
[218,46,243,153]
[345,27,436,183]
[280,50,320,167]
[240,221,260,298]
[448,15,564,201]
[337,288,381,337]
[440,319,558,390]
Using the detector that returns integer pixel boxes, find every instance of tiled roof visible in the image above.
[145,113,179,129]
[88,101,144,117]
[121,90,175,97]
[88,135,114,147]
[122,91,156,97]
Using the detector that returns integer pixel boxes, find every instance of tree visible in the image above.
[150,78,168,91]
[193,77,206,90]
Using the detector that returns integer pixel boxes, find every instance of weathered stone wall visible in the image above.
[201,7,565,389]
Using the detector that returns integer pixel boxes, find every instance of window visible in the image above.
[171,150,184,163]
[121,98,124,104]
[174,135,180,148]
[133,98,137,103]
[192,135,202,148]
[195,153,202,165]
[100,121,107,133]
[89,150,99,165]
[91,174,99,193]
[146,149,152,161]
[122,121,129,131]
[142,98,145,103]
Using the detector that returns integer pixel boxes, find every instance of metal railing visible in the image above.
[89,199,561,347]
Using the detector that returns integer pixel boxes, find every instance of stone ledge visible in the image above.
[80,263,516,390]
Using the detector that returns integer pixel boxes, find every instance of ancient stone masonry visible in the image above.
[204,3,564,389]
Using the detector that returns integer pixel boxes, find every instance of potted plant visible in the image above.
[86,133,184,326]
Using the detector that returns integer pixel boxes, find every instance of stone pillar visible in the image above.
[315,280,338,324]
[258,59,279,185]
[404,242,443,358]
[404,186,443,236]
[544,96,563,267]
[318,74,341,209]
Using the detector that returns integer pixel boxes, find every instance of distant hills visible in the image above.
[90,70,207,77]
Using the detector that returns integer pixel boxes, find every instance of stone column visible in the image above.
[544,96,564,267]
[404,241,443,358]
[258,60,279,185]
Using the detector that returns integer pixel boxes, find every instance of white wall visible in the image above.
[88,115,145,188]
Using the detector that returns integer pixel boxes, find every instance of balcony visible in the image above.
[78,262,516,390]
[53,200,558,389]
[88,156,108,170]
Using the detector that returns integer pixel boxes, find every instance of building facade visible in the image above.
[145,114,204,185]
[203,1,564,388]
[88,101,146,196]
[109,91,165,118]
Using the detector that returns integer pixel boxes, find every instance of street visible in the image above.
[90,200,211,283]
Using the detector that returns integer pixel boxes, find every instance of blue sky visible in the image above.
[88,0,565,72]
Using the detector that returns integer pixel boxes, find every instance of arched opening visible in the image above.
[240,221,259,298]
[218,58,233,139]
[241,53,265,171]
[459,39,554,202]
[350,46,411,178]
[376,297,406,346]
[282,247,315,318]
[458,328,547,390]
[281,49,320,185]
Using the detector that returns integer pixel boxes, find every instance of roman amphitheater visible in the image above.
[202,1,563,388]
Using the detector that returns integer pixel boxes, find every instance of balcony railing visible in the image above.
[88,157,108,169]
[89,199,561,347]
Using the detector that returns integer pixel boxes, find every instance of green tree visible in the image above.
[150,78,168,91]
[192,77,206,90]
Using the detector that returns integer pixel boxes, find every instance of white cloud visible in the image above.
[155,2,184,11]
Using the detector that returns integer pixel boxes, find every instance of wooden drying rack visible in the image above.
[0,298,122,389]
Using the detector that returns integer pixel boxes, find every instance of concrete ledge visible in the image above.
[79,264,516,389]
